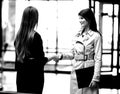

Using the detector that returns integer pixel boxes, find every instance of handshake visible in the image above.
[50,53,63,63]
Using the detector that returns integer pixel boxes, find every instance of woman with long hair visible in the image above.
[14,6,57,93]
[56,8,102,94]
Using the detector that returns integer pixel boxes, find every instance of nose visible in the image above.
[79,18,82,22]
[79,19,82,24]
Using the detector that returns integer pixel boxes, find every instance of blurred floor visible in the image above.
[1,71,120,94]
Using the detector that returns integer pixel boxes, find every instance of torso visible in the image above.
[72,30,100,70]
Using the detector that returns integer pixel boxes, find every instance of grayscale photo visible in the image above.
[0,0,120,94]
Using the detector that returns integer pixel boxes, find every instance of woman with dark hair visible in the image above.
[56,8,102,94]
[14,6,57,93]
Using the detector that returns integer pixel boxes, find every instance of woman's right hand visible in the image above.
[52,54,62,62]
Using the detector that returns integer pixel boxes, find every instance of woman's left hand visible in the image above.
[89,81,99,88]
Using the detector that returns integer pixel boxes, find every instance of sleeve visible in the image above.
[33,32,48,66]
[92,33,102,82]
[14,52,17,71]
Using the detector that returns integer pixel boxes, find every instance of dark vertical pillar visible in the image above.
[89,0,92,9]
[0,0,2,58]
[0,1,3,91]
[117,4,120,75]
[116,4,120,89]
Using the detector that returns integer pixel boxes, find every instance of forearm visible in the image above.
[60,53,74,60]
[47,56,54,62]
[92,60,102,82]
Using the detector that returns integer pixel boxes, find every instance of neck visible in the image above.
[81,27,90,34]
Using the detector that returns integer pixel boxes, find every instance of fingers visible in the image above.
[89,82,92,87]
[89,81,98,88]
[53,54,61,62]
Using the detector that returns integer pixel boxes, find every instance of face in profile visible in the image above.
[78,15,89,29]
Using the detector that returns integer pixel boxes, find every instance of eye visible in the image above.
[80,17,84,19]
[79,16,84,20]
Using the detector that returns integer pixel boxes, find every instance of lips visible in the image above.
[80,23,85,26]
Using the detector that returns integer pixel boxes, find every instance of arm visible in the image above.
[47,55,60,62]
[33,32,48,65]
[59,52,74,60]
[89,33,102,88]
[53,39,75,62]
[92,33,102,82]
[51,52,74,63]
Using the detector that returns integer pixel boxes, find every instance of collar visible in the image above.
[76,29,94,37]
[87,30,94,36]
[81,29,94,37]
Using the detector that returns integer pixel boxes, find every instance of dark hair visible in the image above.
[14,6,39,62]
[78,8,97,31]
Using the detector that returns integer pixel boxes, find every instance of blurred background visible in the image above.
[0,0,120,94]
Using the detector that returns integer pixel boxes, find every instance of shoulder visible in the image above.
[34,31,42,39]
[34,31,40,37]
[92,31,102,39]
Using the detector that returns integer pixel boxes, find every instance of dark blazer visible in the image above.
[15,31,48,93]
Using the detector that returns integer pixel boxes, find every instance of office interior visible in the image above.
[0,0,120,94]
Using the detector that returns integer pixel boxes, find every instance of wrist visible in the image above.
[59,54,63,60]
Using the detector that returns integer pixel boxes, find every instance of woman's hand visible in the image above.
[52,53,62,62]
[89,81,99,88]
